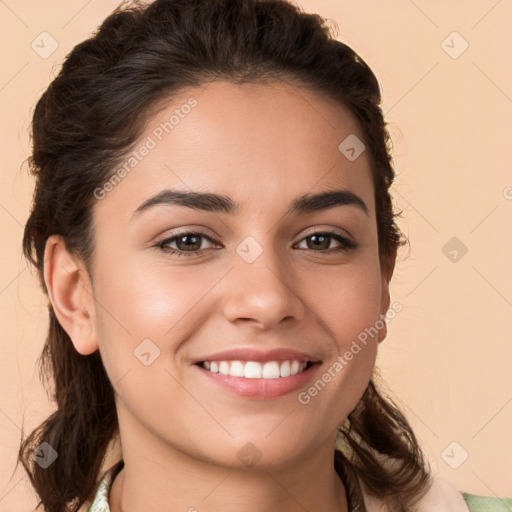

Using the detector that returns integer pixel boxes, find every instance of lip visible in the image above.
[190,347,321,365]
[194,361,322,400]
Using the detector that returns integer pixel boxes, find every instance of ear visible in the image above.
[43,234,99,355]
[377,250,397,344]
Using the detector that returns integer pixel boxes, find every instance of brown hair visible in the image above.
[18,0,431,510]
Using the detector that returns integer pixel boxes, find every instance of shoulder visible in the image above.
[360,474,469,511]
[462,491,512,512]
[412,476,470,511]
[359,474,511,512]
[410,476,512,512]
[407,477,512,512]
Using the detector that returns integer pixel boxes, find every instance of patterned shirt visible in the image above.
[87,460,512,512]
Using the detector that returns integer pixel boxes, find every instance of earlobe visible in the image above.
[378,276,391,343]
[377,317,388,343]
[377,274,391,344]
[43,235,99,355]
[377,250,397,344]
[377,286,389,344]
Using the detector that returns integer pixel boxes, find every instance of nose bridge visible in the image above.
[221,233,305,328]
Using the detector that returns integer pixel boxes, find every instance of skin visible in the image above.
[44,80,395,512]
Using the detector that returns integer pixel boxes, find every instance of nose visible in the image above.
[221,244,306,330]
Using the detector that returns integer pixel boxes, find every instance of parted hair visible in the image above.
[18,0,431,510]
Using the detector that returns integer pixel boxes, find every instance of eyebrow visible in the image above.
[131,188,369,220]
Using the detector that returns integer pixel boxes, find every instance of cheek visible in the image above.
[91,255,208,413]
[308,259,384,343]
[92,252,214,363]
[304,261,382,394]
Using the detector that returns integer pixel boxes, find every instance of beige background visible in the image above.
[1,0,511,509]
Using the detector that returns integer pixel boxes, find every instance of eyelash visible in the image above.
[155,228,358,257]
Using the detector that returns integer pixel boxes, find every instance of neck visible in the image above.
[109,438,349,512]
[110,464,348,512]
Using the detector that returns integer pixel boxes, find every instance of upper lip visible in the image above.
[191,347,321,365]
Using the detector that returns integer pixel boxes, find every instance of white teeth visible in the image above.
[262,361,280,379]
[244,361,262,378]
[219,361,230,375]
[200,359,310,379]
[280,360,291,377]
[229,360,245,377]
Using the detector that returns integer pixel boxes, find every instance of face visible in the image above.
[50,80,392,470]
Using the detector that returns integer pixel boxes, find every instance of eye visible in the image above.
[295,230,357,253]
[157,230,219,257]
[156,228,357,258]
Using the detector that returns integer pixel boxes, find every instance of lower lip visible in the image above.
[194,362,321,400]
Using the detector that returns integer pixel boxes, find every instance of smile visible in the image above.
[195,360,321,400]
[198,359,313,379]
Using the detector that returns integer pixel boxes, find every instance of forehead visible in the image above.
[93,80,375,223]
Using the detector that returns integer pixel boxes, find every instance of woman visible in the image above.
[17,0,511,511]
